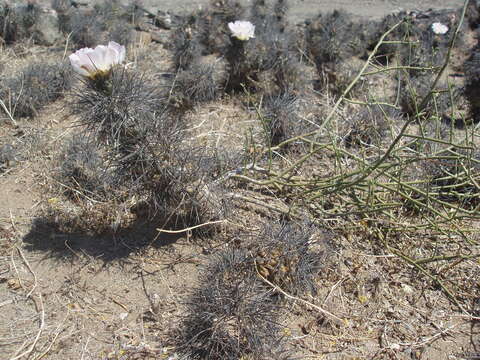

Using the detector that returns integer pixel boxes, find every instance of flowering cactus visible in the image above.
[228,20,255,41]
[431,22,449,35]
[69,41,126,78]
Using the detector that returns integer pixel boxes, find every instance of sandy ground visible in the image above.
[32,0,466,21]
[155,0,465,21]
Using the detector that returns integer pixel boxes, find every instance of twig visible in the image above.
[34,312,69,360]
[16,247,37,298]
[0,299,14,307]
[323,278,346,305]
[156,220,225,234]
[396,323,459,349]
[0,98,17,127]
[9,294,45,360]
[10,249,23,290]
[272,18,404,153]
[230,193,300,218]
[362,65,437,76]
[8,247,46,360]
[375,229,467,313]
[110,297,129,312]
[9,209,18,233]
[62,32,72,61]
[80,336,91,360]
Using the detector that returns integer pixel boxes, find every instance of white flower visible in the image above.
[69,41,126,78]
[228,20,255,41]
[431,22,449,35]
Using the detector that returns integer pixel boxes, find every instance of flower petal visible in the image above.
[69,41,127,77]
[228,22,237,33]
[108,41,126,64]
[88,45,110,72]
[228,20,255,41]
[105,46,119,68]
[431,22,448,35]
[69,48,99,76]
[69,53,91,76]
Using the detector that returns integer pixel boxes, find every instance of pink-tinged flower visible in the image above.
[228,20,255,41]
[431,22,449,35]
[69,41,126,78]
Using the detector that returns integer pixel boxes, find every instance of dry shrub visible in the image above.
[175,249,287,360]
[0,61,72,118]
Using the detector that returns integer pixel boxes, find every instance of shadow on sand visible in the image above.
[22,214,184,262]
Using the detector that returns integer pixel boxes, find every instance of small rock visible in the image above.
[0,144,16,169]
[154,11,172,30]
[401,283,414,294]
[150,293,160,314]
[390,343,401,351]
[7,278,21,290]
[133,30,152,47]
[12,4,63,45]
[33,9,63,45]
[119,312,129,320]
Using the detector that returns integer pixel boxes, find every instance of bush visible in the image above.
[67,10,104,48]
[171,0,244,71]
[260,90,300,146]
[55,135,111,202]
[466,0,480,28]
[70,68,227,230]
[0,144,16,172]
[225,9,298,92]
[0,2,40,44]
[344,104,398,148]
[399,73,453,117]
[464,47,480,120]
[171,0,302,94]
[174,220,324,358]
[61,0,135,48]
[72,69,180,196]
[306,10,378,94]
[250,222,324,297]
[175,249,287,360]
[307,10,376,66]
[422,148,480,207]
[172,56,227,110]
[0,62,72,118]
